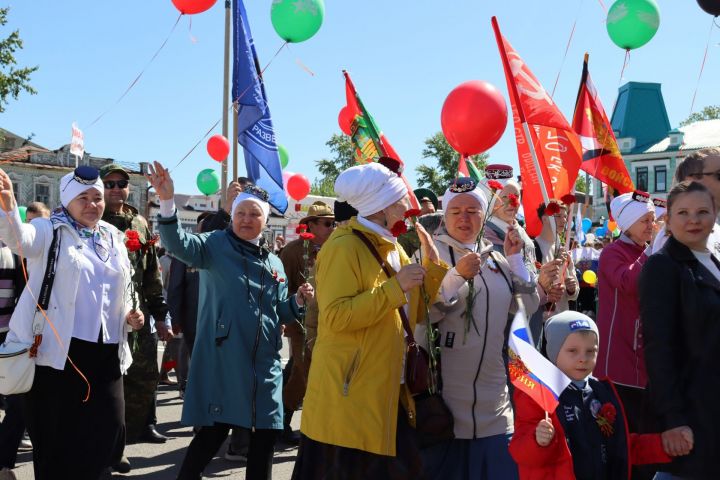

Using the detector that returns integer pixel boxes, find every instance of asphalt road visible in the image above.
[7,340,298,480]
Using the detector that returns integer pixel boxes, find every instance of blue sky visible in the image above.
[3,1,719,197]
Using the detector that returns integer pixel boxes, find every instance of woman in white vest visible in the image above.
[0,166,143,480]
[419,177,539,480]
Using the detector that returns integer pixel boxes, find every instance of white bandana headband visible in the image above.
[232,190,270,220]
[334,163,407,217]
[610,191,655,232]
[442,178,489,214]
[59,167,104,208]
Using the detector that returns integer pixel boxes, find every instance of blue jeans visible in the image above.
[420,433,519,480]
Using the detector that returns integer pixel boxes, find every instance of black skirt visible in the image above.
[291,405,427,480]
[24,337,125,480]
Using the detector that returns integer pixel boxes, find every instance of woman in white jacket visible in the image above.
[0,166,143,480]
[419,178,539,480]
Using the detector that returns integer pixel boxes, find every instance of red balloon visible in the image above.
[287,174,311,201]
[207,134,230,162]
[171,0,217,15]
[440,80,508,156]
[338,106,354,135]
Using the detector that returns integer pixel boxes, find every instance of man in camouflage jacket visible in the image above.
[101,164,170,472]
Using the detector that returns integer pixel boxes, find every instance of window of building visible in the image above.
[35,184,50,205]
[636,167,648,192]
[11,183,19,202]
[654,166,667,193]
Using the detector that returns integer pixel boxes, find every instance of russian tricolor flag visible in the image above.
[508,311,572,413]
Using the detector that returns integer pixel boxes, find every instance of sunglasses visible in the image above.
[104,180,129,189]
[689,170,720,182]
[313,220,336,228]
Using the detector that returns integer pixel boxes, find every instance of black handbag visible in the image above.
[352,229,454,447]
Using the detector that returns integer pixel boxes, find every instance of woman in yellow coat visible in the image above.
[292,161,448,479]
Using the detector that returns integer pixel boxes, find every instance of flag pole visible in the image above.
[220,0,231,206]
[232,102,239,181]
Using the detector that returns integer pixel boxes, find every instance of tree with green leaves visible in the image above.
[0,7,38,114]
[415,132,488,194]
[680,105,720,127]
[575,175,589,193]
[310,134,356,196]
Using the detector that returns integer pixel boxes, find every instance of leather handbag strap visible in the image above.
[352,229,417,344]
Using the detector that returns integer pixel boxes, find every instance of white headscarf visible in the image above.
[610,192,655,231]
[334,163,407,217]
[231,192,270,220]
[59,169,104,208]
[442,179,489,214]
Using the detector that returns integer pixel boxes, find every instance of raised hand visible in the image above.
[296,283,315,306]
[146,161,174,201]
[504,225,523,257]
[0,169,17,212]
[415,222,440,265]
[535,418,555,447]
[396,264,427,292]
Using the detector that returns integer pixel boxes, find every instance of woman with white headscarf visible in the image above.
[292,161,448,479]
[595,190,656,478]
[0,166,143,480]
[419,177,538,480]
[146,162,314,480]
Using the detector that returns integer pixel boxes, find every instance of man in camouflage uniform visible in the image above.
[100,164,170,473]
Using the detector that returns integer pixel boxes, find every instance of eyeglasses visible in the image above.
[689,170,720,182]
[104,180,129,189]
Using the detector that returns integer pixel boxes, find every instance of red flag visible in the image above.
[572,54,634,194]
[341,71,419,208]
[491,17,583,237]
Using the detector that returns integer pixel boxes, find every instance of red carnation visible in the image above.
[125,238,142,252]
[487,180,504,192]
[599,402,617,423]
[507,194,520,208]
[125,230,140,240]
[404,208,422,219]
[390,220,408,237]
[544,202,561,216]
[295,224,308,234]
[299,232,315,241]
[561,193,576,205]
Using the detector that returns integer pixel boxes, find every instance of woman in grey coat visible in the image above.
[418,178,539,480]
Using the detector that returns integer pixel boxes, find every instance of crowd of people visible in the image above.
[0,148,717,480]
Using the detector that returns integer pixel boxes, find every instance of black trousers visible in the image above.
[25,338,125,480]
[614,383,657,480]
[177,423,279,480]
[0,393,25,469]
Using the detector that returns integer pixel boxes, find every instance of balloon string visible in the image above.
[170,41,289,172]
[689,16,716,116]
[0,195,91,402]
[551,0,584,97]
[596,0,608,14]
[284,43,316,76]
[85,13,183,130]
[619,49,630,85]
[188,15,198,44]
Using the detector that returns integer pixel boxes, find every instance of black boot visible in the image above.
[279,410,300,445]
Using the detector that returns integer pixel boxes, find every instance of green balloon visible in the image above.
[606,0,660,50]
[278,144,289,169]
[271,0,324,43]
[18,206,27,223]
[196,168,220,196]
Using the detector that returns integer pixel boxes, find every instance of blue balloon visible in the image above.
[582,218,592,233]
[596,227,608,237]
[604,219,609,229]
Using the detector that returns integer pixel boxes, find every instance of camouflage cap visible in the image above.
[99,163,130,180]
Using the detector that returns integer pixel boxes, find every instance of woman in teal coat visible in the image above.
[147,162,314,480]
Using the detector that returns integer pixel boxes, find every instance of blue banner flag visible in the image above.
[232,0,287,213]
